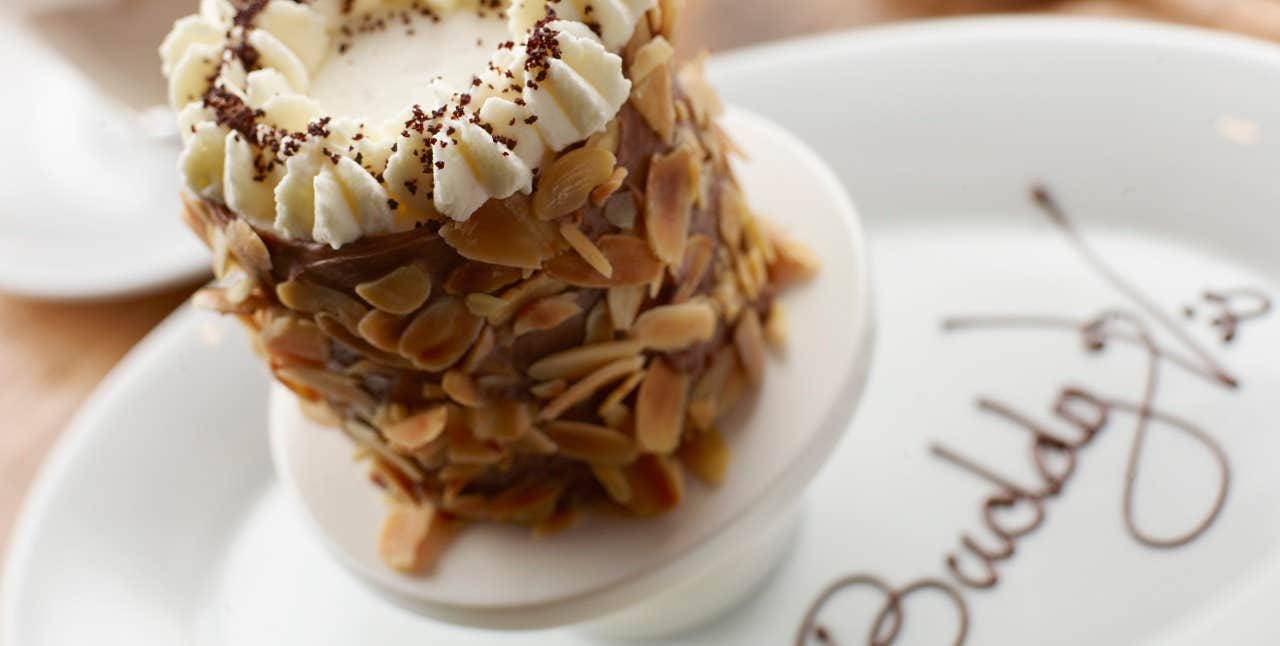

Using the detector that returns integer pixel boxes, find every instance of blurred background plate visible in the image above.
[0,14,207,300]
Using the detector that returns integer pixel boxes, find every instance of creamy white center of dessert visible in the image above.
[309,10,511,124]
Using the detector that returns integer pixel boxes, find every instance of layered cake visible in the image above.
[161,0,818,573]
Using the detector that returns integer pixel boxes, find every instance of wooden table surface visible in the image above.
[3,0,1280,559]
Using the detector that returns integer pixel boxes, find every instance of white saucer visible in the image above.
[10,16,1280,646]
[0,19,207,300]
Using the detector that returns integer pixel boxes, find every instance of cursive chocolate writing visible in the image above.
[798,186,1271,645]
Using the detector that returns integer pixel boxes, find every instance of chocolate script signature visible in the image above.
[796,186,1273,646]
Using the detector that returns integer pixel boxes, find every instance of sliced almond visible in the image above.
[765,302,788,351]
[460,326,496,373]
[443,370,486,408]
[440,194,559,269]
[533,146,617,220]
[370,457,418,503]
[260,316,329,363]
[225,219,272,273]
[357,309,409,353]
[528,339,645,381]
[586,118,621,155]
[688,346,738,432]
[630,62,675,143]
[719,183,746,250]
[624,454,684,517]
[599,370,646,416]
[383,405,449,451]
[635,359,690,454]
[645,146,698,267]
[465,293,508,318]
[583,300,614,345]
[276,279,367,330]
[444,262,524,296]
[629,35,675,84]
[559,222,614,279]
[631,302,717,351]
[491,482,563,524]
[769,232,821,287]
[677,54,725,126]
[275,365,376,412]
[356,264,432,315]
[607,285,645,332]
[514,293,583,337]
[533,506,579,538]
[673,234,714,303]
[469,400,533,441]
[316,312,411,368]
[398,296,484,371]
[719,366,751,419]
[378,503,462,574]
[600,404,633,430]
[677,428,730,486]
[540,355,646,421]
[530,379,568,400]
[733,309,766,386]
[511,428,559,455]
[545,235,663,288]
[487,274,568,326]
[591,465,633,504]
[590,167,629,207]
[447,434,504,465]
[543,421,638,465]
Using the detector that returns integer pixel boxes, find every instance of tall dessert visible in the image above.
[161,0,818,573]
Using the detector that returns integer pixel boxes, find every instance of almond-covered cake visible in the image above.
[161,0,818,574]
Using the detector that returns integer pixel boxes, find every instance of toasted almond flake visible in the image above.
[383,405,449,450]
[533,505,579,538]
[277,280,367,329]
[225,219,272,273]
[748,246,770,290]
[209,226,231,279]
[545,234,662,288]
[528,339,645,381]
[487,274,567,326]
[719,183,746,250]
[276,365,376,412]
[688,346,738,432]
[192,285,257,315]
[469,400,534,441]
[600,404,632,430]
[447,434,504,465]
[607,285,645,331]
[635,359,690,454]
[673,234,714,303]
[439,464,486,492]
[603,192,639,230]
[582,300,611,345]
[379,504,462,574]
[590,167,629,207]
[466,293,508,318]
[648,264,666,299]
[357,309,408,353]
[599,370,645,416]
[591,465,633,503]
[443,370,486,408]
[719,366,751,420]
[631,302,717,351]
[316,312,412,368]
[440,195,560,269]
[511,428,558,455]
[530,379,568,400]
[765,303,788,351]
[370,457,418,502]
[445,262,524,296]
[399,296,484,371]
[677,428,730,486]
[734,252,760,301]
[646,146,699,268]
[560,222,614,279]
[543,421,638,465]
[629,36,675,83]
[343,420,425,481]
[492,482,564,524]
[769,233,822,287]
[261,316,329,363]
[734,310,766,386]
[742,211,777,264]
[460,326,496,373]
[355,264,432,315]
[631,62,676,144]
[677,54,725,126]
[540,355,646,421]
[514,293,583,337]
[533,146,617,221]
[712,274,744,323]
[624,454,684,516]
[422,383,447,400]
[299,397,341,427]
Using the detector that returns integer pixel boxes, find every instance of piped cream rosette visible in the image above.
[162,0,654,248]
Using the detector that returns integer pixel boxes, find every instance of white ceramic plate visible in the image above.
[9,16,1280,645]
[0,19,208,299]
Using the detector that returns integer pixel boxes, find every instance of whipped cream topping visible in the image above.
[161,0,656,248]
